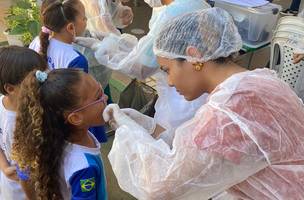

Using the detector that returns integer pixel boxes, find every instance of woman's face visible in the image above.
[157,56,207,101]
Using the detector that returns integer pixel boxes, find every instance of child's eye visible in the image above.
[160,66,169,74]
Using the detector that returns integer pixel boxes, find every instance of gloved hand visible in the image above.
[76,33,120,65]
[90,31,109,41]
[74,37,101,50]
[103,104,144,131]
[121,108,156,134]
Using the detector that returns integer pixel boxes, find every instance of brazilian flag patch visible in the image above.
[80,177,96,192]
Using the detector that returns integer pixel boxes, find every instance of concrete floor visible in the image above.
[0,0,296,199]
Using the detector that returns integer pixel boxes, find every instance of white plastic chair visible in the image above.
[270,17,304,101]
[277,16,304,25]
[275,24,304,33]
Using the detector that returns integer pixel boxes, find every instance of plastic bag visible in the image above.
[118,80,158,117]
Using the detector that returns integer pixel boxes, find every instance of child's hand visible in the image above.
[3,166,18,181]
[293,53,304,64]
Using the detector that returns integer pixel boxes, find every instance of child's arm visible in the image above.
[68,54,89,73]
[69,166,101,200]
[20,179,36,200]
[16,165,36,199]
[0,149,18,181]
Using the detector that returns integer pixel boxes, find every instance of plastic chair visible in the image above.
[270,17,304,101]
[275,24,304,33]
[277,16,304,25]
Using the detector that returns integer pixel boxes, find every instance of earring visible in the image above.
[193,63,204,71]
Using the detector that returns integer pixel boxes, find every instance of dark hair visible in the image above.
[0,46,47,95]
[12,68,83,199]
[39,0,80,61]
[212,53,237,64]
[175,53,237,65]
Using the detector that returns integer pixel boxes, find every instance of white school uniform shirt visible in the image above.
[30,37,88,72]
[60,133,107,200]
[0,96,26,200]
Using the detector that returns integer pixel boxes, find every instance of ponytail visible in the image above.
[38,0,80,61]
[39,31,50,61]
[12,69,83,199]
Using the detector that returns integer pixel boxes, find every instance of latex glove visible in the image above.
[103,104,144,131]
[74,37,101,50]
[94,34,121,66]
[293,53,304,64]
[90,31,109,41]
[121,108,156,134]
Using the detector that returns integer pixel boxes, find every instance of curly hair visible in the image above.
[12,69,83,199]
[39,0,80,61]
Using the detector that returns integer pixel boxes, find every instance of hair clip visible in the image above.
[35,70,48,83]
[41,26,51,34]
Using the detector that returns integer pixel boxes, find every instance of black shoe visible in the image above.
[280,9,298,16]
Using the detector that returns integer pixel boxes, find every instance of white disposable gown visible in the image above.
[108,69,304,200]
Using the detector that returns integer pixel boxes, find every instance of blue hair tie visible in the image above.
[35,70,48,83]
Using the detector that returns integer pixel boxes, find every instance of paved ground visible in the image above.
[0,0,11,42]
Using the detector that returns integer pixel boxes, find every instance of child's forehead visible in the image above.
[79,74,100,94]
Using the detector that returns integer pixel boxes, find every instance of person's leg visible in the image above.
[281,0,301,15]
[290,0,301,11]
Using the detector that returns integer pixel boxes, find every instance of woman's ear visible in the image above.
[67,113,84,126]
[186,46,202,59]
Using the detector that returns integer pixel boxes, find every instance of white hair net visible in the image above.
[153,7,243,63]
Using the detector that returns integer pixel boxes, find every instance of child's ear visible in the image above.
[4,83,16,95]
[66,22,75,35]
[67,113,84,126]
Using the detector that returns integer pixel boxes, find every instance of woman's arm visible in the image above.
[108,105,269,199]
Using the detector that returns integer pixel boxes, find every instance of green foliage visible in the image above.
[5,0,41,45]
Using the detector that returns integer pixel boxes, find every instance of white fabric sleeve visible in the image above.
[108,105,269,200]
